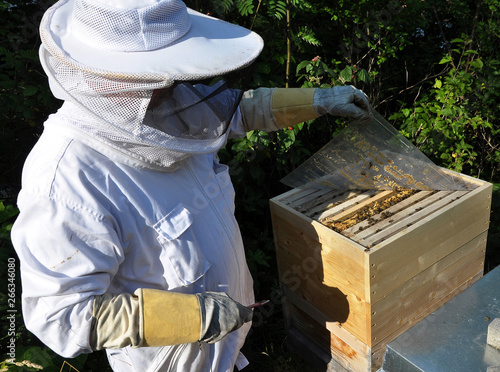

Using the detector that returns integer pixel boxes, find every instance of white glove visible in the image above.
[313,85,371,122]
[196,292,253,344]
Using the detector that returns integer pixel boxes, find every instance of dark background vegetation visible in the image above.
[1,0,499,370]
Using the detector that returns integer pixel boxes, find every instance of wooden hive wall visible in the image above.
[270,172,492,371]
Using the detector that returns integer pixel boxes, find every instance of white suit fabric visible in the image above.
[11,104,255,371]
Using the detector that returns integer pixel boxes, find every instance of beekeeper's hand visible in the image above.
[89,289,252,350]
[240,85,371,133]
[313,85,371,122]
[196,292,253,344]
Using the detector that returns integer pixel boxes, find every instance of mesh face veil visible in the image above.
[38,0,261,170]
[40,47,242,170]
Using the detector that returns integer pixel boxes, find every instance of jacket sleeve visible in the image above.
[11,191,124,358]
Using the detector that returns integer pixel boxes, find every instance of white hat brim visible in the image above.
[42,0,264,80]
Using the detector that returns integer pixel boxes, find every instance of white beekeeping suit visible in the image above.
[11,0,371,371]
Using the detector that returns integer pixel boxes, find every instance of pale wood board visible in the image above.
[342,191,435,237]
[370,231,486,344]
[272,217,369,340]
[282,187,321,204]
[319,190,395,223]
[293,189,347,213]
[271,200,367,295]
[370,269,484,367]
[272,187,306,203]
[367,181,491,303]
[271,213,365,298]
[315,190,379,220]
[349,191,449,241]
[278,265,370,343]
[284,288,372,372]
[286,326,359,372]
[306,190,363,217]
[288,188,334,207]
[359,190,468,246]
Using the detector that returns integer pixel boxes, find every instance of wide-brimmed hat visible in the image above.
[40,0,264,82]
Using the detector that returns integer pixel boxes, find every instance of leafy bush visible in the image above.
[0,0,60,192]
[391,37,500,178]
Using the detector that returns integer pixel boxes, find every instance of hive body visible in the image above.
[270,171,492,371]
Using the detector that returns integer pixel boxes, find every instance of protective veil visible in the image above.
[39,46,243,170]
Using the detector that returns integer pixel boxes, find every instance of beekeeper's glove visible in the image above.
[313,85,371,122]
[240,85,371,132]
[89,289,252,350]
[196,292,253,344]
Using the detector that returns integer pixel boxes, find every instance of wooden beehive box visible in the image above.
[270,171,492,372]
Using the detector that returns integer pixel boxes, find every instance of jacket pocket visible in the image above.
[154,204,211,287]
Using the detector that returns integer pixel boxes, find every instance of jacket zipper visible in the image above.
[186,160,243,294]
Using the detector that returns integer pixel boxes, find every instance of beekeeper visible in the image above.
[11,0,371,371]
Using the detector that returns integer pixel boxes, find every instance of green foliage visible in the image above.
[0,0,60,191]
[266,0,287,20]
[296,25,321,46]
[296,57,371,88]
[391,37,500,179]
[0,201,17,247]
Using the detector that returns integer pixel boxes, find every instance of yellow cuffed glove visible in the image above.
[239,86,371,133]
[240,88,318,132]
[89,289,252,350]
[141,289,202,346]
